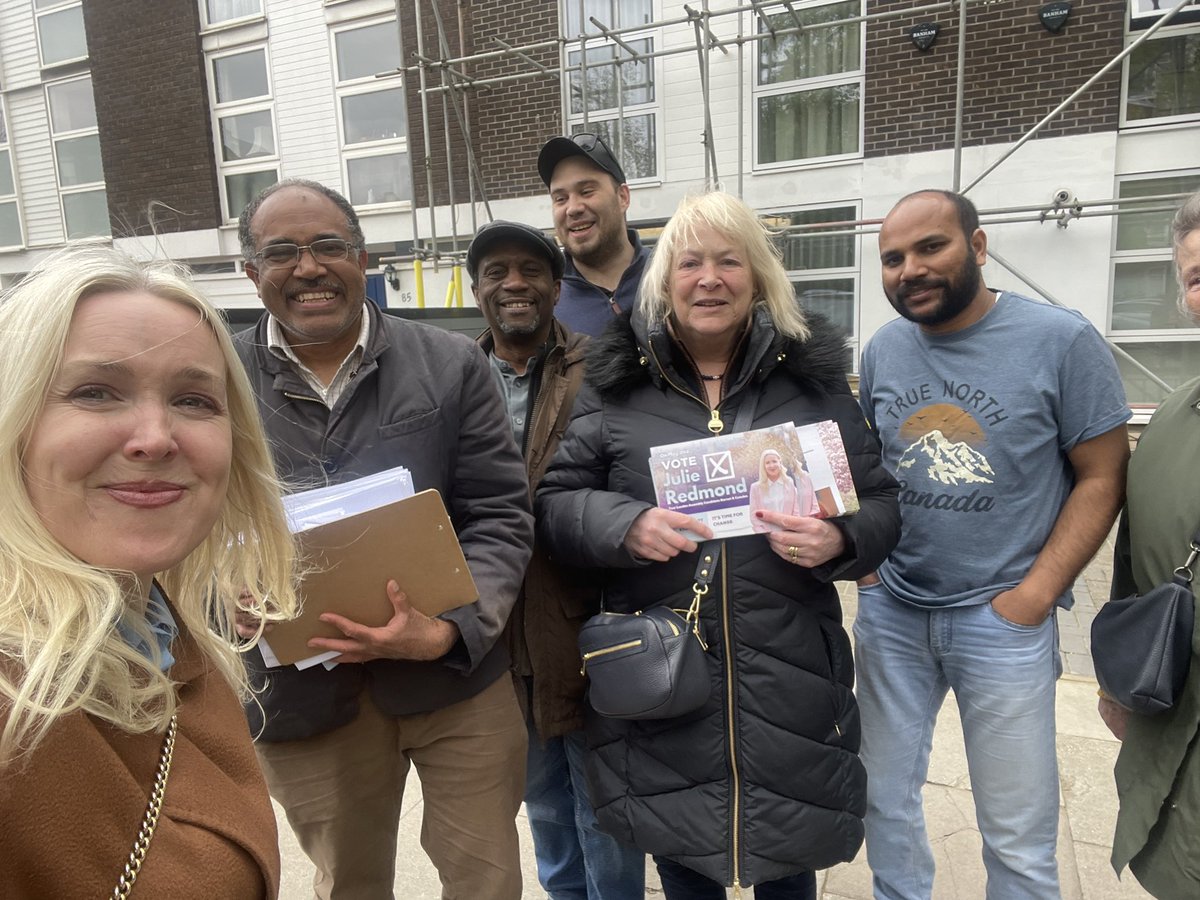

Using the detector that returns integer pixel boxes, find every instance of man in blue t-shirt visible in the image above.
[857,190,1130,900]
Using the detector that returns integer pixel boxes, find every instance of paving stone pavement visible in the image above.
[276,529,1152,899]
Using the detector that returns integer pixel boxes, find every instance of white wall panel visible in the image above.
[265,0,341,187]
[0,1,44,90]
[8,87,63,247]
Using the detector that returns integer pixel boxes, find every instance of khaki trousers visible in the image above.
[257,675,527,900]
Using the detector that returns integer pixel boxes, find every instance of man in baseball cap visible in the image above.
[469,218,649,899]
[537,133,650,337]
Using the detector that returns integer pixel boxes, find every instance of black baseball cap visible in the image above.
[537,132,627,187]
[466,220,565,283]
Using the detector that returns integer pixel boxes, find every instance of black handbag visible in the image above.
[578,544,719,720]
[1091,529,1198,715]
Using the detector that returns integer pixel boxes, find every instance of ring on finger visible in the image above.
[787,545,798,561]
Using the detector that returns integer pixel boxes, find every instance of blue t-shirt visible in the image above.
[859,291,1130,609]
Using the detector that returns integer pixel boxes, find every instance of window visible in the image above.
[208,46,278,220]
[202,0,261,28]
[766,203,859,367]
[1109,173,1200,402]
[1124,28,1200,124]
[561,0,659,180]
[563,0,653,36]
[755,0,863,166]
[46,76,108,238]
[35,0,87,68]
[0,105,21,248]
[332,20,409,207]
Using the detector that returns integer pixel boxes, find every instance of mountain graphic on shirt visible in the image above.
[897,429,995,485]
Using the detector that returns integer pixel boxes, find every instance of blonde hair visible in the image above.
[0,243,298,762]
[637,191,810,341]
[756,448,792,488]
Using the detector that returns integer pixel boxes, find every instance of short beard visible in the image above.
[890,255,981,327]
[565,213,627,270]
[496,312,542,337]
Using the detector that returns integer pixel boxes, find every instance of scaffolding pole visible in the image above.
[429,0,493,227]
[457,0,479,235]
[961,0,1195,195]
[412,0,440,271]
[687,2,723,186]
[951,0,967,191]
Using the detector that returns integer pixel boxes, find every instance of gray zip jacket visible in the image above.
[234,303,533,742]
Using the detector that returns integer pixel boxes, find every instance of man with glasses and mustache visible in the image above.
[854,190,1131,900]
[233,179,533,899]
[538,133,649,337]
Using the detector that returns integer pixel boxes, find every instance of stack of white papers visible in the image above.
[260,465,415,670]
[283,466,414,533]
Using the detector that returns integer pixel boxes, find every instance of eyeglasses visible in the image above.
[254,239,358,269]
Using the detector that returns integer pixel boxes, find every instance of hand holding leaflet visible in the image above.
[648,420,858,541]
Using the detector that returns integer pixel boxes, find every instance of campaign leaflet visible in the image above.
[649,420,859,540]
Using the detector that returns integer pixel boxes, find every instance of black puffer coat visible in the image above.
[535,306,900,888]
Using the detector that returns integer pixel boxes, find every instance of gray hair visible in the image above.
[237,178,365,262]
[1172,190,1200,314]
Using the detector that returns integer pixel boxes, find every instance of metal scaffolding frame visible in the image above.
[384,0,1196,397]
[388,0,962,273]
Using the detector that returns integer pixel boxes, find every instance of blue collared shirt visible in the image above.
[116,584,178,671]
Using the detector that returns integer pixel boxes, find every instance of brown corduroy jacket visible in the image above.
[480,319,596,739]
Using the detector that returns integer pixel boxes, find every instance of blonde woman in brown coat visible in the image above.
[0,246,297,898]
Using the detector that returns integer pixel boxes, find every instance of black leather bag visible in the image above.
[1092,531,1198,715]
[578,545,719,720]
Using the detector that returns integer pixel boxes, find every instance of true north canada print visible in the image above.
[891,401,998,513]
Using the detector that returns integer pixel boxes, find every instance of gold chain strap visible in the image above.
[111,713,178,899]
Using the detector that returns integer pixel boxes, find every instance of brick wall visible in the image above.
[865,0,1125,158]
[402,0,561,209]
[83,0,222,238]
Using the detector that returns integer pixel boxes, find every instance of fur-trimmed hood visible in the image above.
[585,304,851,400]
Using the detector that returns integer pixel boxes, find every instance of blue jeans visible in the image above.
[525,725,645,900]
[654,857,815,899]
[853,582,1062,900]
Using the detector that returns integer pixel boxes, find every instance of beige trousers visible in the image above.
[256,675,527,900]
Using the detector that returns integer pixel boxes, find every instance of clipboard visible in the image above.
[263,488,478,665]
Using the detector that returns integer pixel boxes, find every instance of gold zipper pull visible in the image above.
[708,408,724,435]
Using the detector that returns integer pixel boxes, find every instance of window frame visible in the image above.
[45,74,109,239]
[330,16,410,210]
[751,0,866,171]
[206,44,279,222]
[0,98,24,250]
[199,0,264,30]
[1108,170,1200,339]
[765,200,861,364]
[1107,170,1200,402]
[35,0,88,69]
[1119,18,1200,128]
[560,0,662,183]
